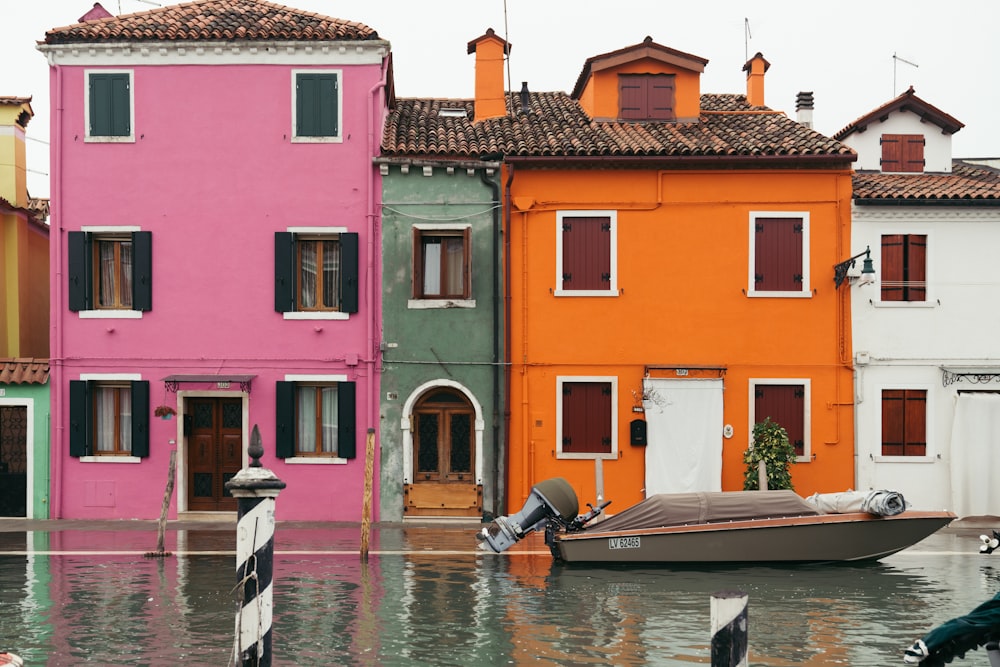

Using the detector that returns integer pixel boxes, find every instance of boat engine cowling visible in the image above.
[477,478,579,553]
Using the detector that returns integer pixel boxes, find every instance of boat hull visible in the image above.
[554,511,955,564]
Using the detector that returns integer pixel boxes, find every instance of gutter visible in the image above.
[479,166,502,520]
[854,198,1000,207]
[503,154,856,169]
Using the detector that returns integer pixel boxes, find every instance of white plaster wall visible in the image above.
[845,111,954,172]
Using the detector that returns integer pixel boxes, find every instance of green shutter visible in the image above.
[67,232,92,311]
[89,73,130,137]
[296,73,338,137]
[274,232,295,312]
[338,381,357,459]
[275,381,295,458]
[340,232,359,313]
[131,381,150,457]
[69,380,92,457]
[132,231,152,311]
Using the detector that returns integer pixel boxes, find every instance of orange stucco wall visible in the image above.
[504,165,856,512]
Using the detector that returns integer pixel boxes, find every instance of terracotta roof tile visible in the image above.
[43,0,379,44]
[0,358,49,385]
[382,92,855,164]
[835,86,963,140]
[853,162,1000,202]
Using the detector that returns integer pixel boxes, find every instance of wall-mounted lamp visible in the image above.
[833,246,875,288]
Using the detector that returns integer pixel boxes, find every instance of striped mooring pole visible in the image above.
[711,590,748,667]
[225,425,286,667]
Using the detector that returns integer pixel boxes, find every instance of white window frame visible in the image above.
[77,225,144,319]
[291,69,343,144]
[84,69,135,143]
[747,211,811,298]
[873,383,934,463]
[555,210,618,297]
[78,372,143,463]
[748,378,812,464]
[282,226,350,320]
[282,374,349,464]
[873,229,936,309]
[555,375,619,460]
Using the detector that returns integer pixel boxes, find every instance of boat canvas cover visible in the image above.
[586,490,820,533]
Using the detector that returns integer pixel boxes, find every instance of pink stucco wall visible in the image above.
[49,60,386,521]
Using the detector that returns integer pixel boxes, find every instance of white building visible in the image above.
[835,87,1000,518]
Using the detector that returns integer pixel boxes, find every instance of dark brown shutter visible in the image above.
[906,235,927,301]
[412,229,424,298]
[618,76,644,120]
[755,218,803,291]
[881,235,904,301]
[562,382,612,454]
[881,134,902,172]
[881,390,904,455]
[902,135,925,172]
[562,216,611,291]
[881,389,926,456]
[648,75,675,120]
[754,384,805,457]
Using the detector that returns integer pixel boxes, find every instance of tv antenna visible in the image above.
[744,18,752,62]
[893,52,919,95]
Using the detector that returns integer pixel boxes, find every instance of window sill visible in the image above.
[873,455,936,463]
[871,301,936,309]
[556,452,618,460]
[291,136,343,144]
[746,290,812,298]
[78,310,143,319]
[84,136,135,143]
[282,456,348,465]
[79,456,141,463]
[553,289,618,297]
[407,299,476,309]
[283,311,350,320]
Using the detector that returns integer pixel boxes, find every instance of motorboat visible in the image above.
[477,478,956,565]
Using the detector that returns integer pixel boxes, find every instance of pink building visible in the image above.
[39,1,390,520]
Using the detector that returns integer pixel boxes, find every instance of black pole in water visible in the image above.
[225,425,286,667]
[711,590,748,667]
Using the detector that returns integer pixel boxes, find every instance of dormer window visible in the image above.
[881,134,925,172]
[618,74,675,121]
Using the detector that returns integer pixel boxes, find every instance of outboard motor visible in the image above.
[478,478,579,553]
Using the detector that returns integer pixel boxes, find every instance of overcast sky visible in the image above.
[4,0,998,199]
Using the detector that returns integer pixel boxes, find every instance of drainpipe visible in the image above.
[479,166,501,518]
[502,164,515,513]
[366,56,388,520]
[50,59,64,519]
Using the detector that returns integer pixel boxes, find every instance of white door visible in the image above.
[949,393,1000,518]
[642,378,723,495]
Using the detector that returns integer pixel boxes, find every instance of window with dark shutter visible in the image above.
[754,383,806,458]
[275,380,356,459]
[880,234,926,302]
[618,74,675,121]
[295,72,339,138]
[67,230,152,312]
[753,217,804,292]
[274,232,358,314]
[68,380,149,458]
[561,215,613,292]
[881,389,926,456]
[561,381,613,455]
[88,72,131,138]
[881,134,924,173]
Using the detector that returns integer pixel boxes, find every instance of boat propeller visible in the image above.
[980,530,1000,555]
[477,478,581,554]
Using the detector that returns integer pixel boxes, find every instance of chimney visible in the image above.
[0,97,33,207]
[80,2,114,22]
[796,91,814,128]
[467,28,511,122]
[519,81,530,115]
[742,52,770,107]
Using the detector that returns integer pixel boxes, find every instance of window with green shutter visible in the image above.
[88,72,132,138]
[295,72,340,139]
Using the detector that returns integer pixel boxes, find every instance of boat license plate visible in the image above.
[608,536,640,550]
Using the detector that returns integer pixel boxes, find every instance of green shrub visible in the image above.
[743,417,796,491]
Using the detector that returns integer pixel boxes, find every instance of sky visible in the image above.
[3,0,998,199]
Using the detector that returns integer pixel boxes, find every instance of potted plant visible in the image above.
[742,417,796,491]
[154,405,177,420]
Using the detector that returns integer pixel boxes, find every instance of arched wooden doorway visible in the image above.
[404,387,482,517]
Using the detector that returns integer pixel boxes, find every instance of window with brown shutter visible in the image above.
[880,234,926,302]
[559,212,615,294]
[754,383,806,457]
[753,217,804,292]
[881,134,925,172]
[561,381,613,455]
[881,389,926,456]
[413,227,471,299]
[618,74,675,121]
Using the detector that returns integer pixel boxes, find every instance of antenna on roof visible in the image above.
[893,53,919,96]
[744,18,752,63]
[504,0,512,103]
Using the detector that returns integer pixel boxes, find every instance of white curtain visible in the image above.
[949,393,1000,518]
[643,378,724,495]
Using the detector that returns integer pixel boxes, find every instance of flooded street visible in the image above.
[1,522,998,665]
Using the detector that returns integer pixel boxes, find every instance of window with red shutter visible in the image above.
[881,134,924,173]
[881,389,927,456]
[558,212,616,295]
[560,380,614,456]
[752,216,805,293]
[754,383,807,458]
[618,74,675,121]
[880,234,926,302]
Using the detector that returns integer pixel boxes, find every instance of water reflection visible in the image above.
[0,530,997,666]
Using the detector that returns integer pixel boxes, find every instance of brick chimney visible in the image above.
[742,52,770,107]
[0,97,33,207]
[467,28,510,122]
[796,91,814,128]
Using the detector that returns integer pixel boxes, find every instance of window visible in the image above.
[86,70,133,141]
[276,380,356,459]
[881,234,926,302]
[556,211,617,296]
[68,230,152,313]
[749,212,809,296]
[881,389,926,456]
[881,134,924,173]
[619,74,675,121]
[557,377,618,459]
[293,71,341,141]
[753,381,809,461]
[275,231,358,317]
[413,227,471,299]
[69,380,149,458]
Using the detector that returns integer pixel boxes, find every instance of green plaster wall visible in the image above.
[379,164,504,521]
[1,382,50,518]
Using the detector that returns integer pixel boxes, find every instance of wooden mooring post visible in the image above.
[711,590,748,667]
[226,425,286,667]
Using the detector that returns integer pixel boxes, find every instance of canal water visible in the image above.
[0,523,998,666]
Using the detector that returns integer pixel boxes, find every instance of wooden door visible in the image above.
[187,398,242,511]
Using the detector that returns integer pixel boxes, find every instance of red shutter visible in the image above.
[412,228,424,298]
[903,390,927,456]
[563,382,612,454]
[906,235,927,302]
[881,390,904,456]
[755,218,803,291]
[881,134,902,172]
[619,77,644,120]
[648,75,675,120]
[881,235,904,301]
[562,216,611,290]
[902,135,925,172]
[755,384,805,457]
